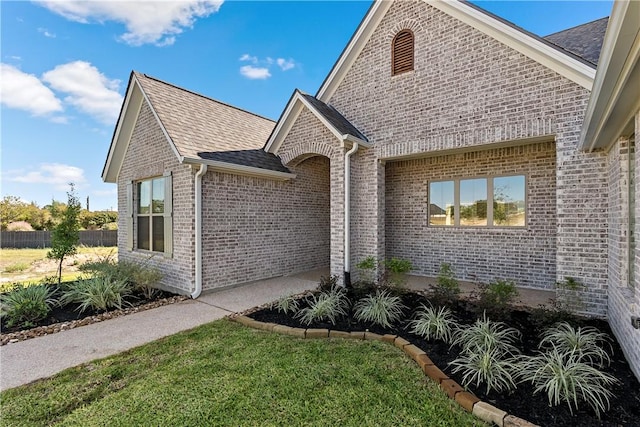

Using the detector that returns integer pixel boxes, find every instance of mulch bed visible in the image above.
[249,288,640,427]
[1,289,187,345]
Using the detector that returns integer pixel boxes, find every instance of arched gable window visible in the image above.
[392,29,414,75]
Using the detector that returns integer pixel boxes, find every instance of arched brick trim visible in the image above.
[280,141,341,166]
[387,19,423,41]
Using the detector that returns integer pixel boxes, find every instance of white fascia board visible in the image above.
[317,1,392,101]
[102,80,143,183]
[181,157,296,181]
[425,0,595,90]
[579,0,640,151]
[343,134,372,148]
[264,93,304,153]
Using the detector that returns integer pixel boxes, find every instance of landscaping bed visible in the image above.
[0,289,186,345]
[249,286,640,427]
[0,258,184,344]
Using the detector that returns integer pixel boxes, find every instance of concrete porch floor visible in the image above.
[404,274,556,308]
[284,268,556,309]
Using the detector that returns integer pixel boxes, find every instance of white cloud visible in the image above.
[240,65,271,80]
[42,61,123,124]
[238,54,296,80]
[276,58,295,71]
[38,27,56,38]
[11,163,87,190]
[0,63,63,116]
[239,53,257,64]
[36,0,224,46]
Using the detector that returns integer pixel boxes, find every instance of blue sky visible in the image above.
[1,1,613,211]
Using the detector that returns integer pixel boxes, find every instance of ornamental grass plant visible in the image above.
[295,286,349,326]
[353,289,406,328]
[0,284,57,328]
[408,304,457,343]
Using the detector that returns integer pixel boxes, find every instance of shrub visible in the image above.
[130,266,163,299]
[272,294,300,315]
[61,276,132,313]
[452,314,521,356]
[0,284,57,328]
[6,221,34,231]
[475,279,519,319]
[383,258,412,288]
[555,276,585,313]
[317,275,339,292]
[356,256,377,285]
[353,290,405,328]
[296,286,349,326]
[450,349,520,394]
[4,262,29,273]
[539,322,612,368]
[430,263,460,305]
[80,257,162,299]
[519,348,618,418]
[408,304,457,343]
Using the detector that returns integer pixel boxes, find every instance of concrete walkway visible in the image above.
[0,270,323,391]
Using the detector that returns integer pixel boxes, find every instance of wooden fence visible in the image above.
[0,230,117,249]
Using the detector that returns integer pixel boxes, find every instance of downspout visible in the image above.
[344,142,359,288]
[191,164,208,299]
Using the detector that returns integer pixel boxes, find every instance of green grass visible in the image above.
[0,320,484,427]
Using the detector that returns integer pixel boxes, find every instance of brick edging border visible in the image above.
[231,315,538,427]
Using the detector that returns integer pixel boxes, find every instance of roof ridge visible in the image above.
[135,72,276,124]
[544,16,609,38]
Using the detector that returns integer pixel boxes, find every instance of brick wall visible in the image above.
[325,0,608,315]
[200,154,330,291]
[278,108,346,282]
[118,101,195,294]
[608,113,640,379]
[385,142,556,287]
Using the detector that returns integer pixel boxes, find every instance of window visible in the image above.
[127,173,172,256]
[392,30,414,75]
[429,175,526,227]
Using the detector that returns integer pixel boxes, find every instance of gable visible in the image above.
[317,0,596,102]
[103,72,293,183]
[326,0,588,156]
[265,90,370,154]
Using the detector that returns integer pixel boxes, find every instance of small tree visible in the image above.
[48,184,81,284]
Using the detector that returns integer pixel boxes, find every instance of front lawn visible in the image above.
[0,320,484,427]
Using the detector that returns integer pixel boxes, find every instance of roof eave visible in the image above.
[317,0,596,104]
[425,0,596,90]
[579,1,640,152]
[101,72,184,183]
[181,156,296,181]
[102,73,143,183]
[265,91,371,154]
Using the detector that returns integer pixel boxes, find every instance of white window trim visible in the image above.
[132,173,173,257]
[429,174,527,228]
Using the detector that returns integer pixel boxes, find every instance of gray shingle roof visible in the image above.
[196,149,291,173]
[134,72,288,172]
[544,17,609,66]
[300,93,368,142]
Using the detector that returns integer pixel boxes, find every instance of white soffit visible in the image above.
[579,0,640,151]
